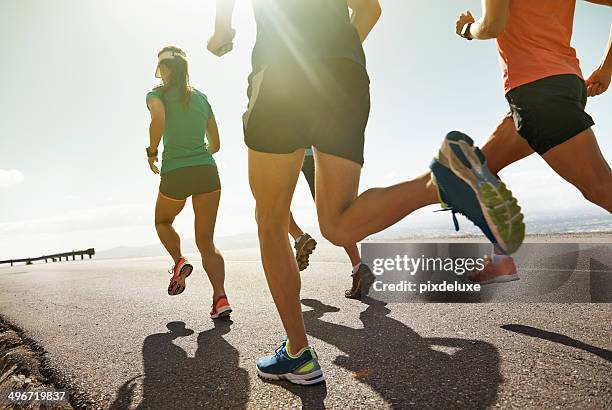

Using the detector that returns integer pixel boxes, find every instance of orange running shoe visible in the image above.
[167,257,193,296]
[210,295,232,319]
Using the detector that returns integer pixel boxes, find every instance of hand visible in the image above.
[148,156,160,174]
[585,67,612,97]
[456,10,475,38]
[207,28,236,57]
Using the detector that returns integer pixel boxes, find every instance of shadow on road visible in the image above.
[501,324,612,363]
[302,298,501,409]
[111,320,250,409]
[260,378,328,410]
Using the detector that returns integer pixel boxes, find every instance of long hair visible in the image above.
[157,46,192,110]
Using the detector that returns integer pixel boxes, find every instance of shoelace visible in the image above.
[435,208,460,232]
[274,345,284,360]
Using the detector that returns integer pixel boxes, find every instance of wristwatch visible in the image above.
[146,147,158,158]
[462,23,473,40]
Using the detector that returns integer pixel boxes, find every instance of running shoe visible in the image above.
[345,264,375,299]
[468,254,520,285]
[294,233,317,271]
[430,131,525,255]
[167,257,193,296]
[257,342,325,385]
[210,295,232,319]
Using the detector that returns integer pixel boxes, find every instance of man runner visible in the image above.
[455,0,612,284]
[208,0,524,385]
[289,147,374,299]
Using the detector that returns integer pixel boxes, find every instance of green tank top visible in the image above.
[146,87,216,175]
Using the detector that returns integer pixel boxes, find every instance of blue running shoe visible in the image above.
[256,342,325,385]
[430,131,525,254]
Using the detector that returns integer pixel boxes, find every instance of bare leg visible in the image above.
[288,212,304,241]
[481,115,535,176]
[155,193,186,264]
[313,149,438,247]
[481,116,612,211]
[344,244,361,267]
[193,190,226,299]
[249,148,308,355]
[542,128,612,212]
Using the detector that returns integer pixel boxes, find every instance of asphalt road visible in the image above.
[0,244,610,409]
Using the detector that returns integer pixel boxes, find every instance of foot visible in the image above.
[167,257,193,296]
[345,264,375,299]
[430,131,525,255]
[256,341,325,385]
[294,233,317,271]
[210,295,232,319]
[468,254,520,285]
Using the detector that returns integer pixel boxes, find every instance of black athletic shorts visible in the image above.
[243,59,371,166]
[506,74,595,155]
[159,165,221,201]
[301,155,316,199]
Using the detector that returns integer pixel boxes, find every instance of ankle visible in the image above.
[286,339,308,357]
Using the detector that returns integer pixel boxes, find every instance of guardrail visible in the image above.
[0,248,95,267]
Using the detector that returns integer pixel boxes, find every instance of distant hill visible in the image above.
[97,232,260,259]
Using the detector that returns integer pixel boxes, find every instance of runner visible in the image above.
[146,46,232,319]
[455,0,612,284]
[289,147,374,299]
[208,0,523,385]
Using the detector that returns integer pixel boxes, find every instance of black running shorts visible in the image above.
[159,165,221,201]
[243,59,371,166]
[506,74,595,155]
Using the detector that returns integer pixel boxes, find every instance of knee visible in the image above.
[196,238,215,254]
[580,183,612,206]
[320,221,351,247]
[154,218,173,229]
[255,207,287,238]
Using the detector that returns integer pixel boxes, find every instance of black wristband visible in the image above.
[146,147,158,158]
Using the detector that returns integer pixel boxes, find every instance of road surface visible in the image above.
[0,243,610,409]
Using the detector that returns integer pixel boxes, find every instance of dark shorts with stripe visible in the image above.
[506,74,595,155]
[159,165,221,201]
[243,59,371,166]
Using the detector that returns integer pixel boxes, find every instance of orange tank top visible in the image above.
[496,0,583,93]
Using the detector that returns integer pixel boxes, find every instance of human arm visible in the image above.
[586,23,612,97]
[207,0,237,57]
[584,1,612,6]
[146,96,165,174]
[456,0,510,41]
[207,116,221,154]
[347,0,382,43]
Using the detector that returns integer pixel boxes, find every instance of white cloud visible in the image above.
[0,169,24,188]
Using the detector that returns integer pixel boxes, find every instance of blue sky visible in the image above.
[0,1,611,259]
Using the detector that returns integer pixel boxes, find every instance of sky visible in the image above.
[0,1,611,260]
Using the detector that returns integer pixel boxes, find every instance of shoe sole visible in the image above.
[469,273,520,286]
[211,305,233,319]
[168,263,193,296]
[438,132,525,254]
[345,271,376,299]
[296,238,317,271]
[257,367,325,385]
